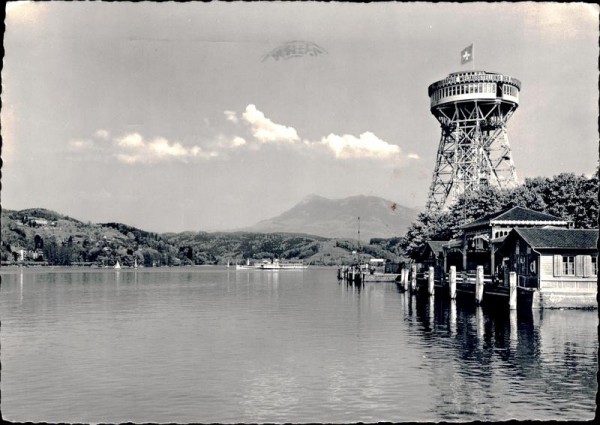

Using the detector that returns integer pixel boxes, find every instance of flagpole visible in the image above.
[472,42,475,71]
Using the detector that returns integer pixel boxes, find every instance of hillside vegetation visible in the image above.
[399,172,599,258]
[1,208,402,267]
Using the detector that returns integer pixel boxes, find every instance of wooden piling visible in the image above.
[449,266,457,299]
[410,264,417,293]
[402,269,409,292]
[428,266,435,296]
[475,265,484,304]
[509,271,517,310]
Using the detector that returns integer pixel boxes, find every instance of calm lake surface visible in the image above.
[1,267,597,423]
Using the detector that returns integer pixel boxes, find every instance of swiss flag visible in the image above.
[461,44,473,65]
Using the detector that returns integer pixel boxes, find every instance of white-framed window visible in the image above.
[562,256,575,275]
[555,254,598,277]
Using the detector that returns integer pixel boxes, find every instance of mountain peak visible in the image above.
[247,194,419,240]
[299,193,327,204]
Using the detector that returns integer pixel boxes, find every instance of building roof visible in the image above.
[504,228,598,251]
[461,206,567,230]
[426,241,448,256]
[417,240,449,261]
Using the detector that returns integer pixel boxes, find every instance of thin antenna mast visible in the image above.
[357,216,361,251]
[357,216,361,267]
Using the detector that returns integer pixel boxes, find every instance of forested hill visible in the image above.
[0,208,402,267]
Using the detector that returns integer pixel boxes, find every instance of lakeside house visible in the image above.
[496,227,598,309]
[443,206,570,275]
[416,240,447,276]
[414,206,597,309]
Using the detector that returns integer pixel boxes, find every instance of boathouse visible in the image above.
[496,227,598,309]
[451,206,570,275]
[416,240,448,276]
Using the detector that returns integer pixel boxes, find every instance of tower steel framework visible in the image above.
[426,71,521,212]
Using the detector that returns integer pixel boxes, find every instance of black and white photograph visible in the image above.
[1,1,598,423]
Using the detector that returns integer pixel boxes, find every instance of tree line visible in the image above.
[398,171,598,259]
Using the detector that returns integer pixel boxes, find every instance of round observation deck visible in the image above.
[428,70,521,109]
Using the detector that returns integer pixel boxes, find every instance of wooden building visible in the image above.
[447,207,569,275]
[416,240,447,272]
[496,227,598,309]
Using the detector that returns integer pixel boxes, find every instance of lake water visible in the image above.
[1,267,597,423]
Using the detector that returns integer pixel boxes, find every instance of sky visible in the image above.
[2,1,598,233]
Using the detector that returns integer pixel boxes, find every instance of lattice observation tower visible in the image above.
[426,70,520,212]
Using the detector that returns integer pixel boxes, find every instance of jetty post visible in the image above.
[428,266,435,296]
[509,271,517,310]
[401,269,407,291]
[475,265,484,304]
[410,264,417,293]
[449,266,457,299]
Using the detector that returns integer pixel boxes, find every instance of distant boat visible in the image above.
[256,259,307,270]
[114,260,121,270]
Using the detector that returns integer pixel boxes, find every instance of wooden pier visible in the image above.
[338,262,536,311]
[338,266,366,285]
[395,264,526,310]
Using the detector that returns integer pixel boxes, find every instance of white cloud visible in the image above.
[320,132,401,160]
[148,137,188,158]
[69,131,110,151]
[191,146,219,159]
[69,139,94,150]
[224,110,239,123]
[225,104,409,163]
[231,136,247,147]
[217,135,247,149]
[113,133,218,164]
[242,104,300,144]
[117,133,144,148]
[75,105,410,165]
[94,129,110,140]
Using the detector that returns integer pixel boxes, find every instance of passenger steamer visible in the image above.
[236,259,307,270]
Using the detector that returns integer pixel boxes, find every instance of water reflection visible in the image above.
[449,300,457,336]
[19,269,24,303]
[402,292,597,420]
[509,310,517,350]
[476,306,484,347]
